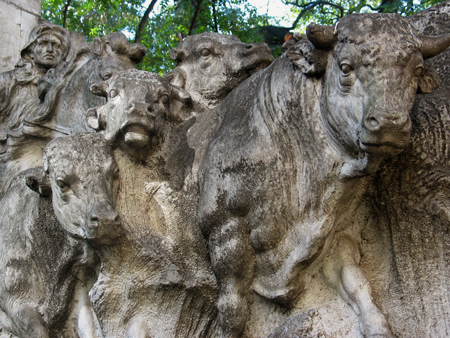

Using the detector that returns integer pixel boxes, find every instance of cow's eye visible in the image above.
[200,48,211,57]
[56,179,69,191]
[160,94,169,104]
[340,63,353,76]
[413,66,423,77]
[109,89,118,98]
[102,72,112,80]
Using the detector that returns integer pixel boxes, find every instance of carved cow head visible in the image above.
[286,14,450,174]
[93,32,146,81]
[86,69,192,158]
[165,32,274,109]
[26,133,123,246]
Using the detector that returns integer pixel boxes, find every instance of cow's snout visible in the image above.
[126,102,155,117]
[363,110,411,133]
[360,109,412,155]
[86,203,123,245]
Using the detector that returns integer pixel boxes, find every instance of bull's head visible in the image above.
[286,14,450,177]
[26,133,123,247]
[165,32,274,109]
[86,69,192,159]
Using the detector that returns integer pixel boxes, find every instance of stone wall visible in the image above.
[0,0,42,72]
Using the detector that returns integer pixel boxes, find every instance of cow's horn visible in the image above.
[306,23,337,50]
[421,33,450,59]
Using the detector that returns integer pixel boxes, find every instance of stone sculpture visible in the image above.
[0,22,69,162]
[197,13,450,338]
[2,5,450,338]
[0,30,145,197]
[0,133,118,338]
[165,32,274,110]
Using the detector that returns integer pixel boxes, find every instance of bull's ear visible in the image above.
[418,65,440,94]
[85,107,106,131]
[169,85,193,122]
[286,39,329,76]
[93,37,105,57]
[129,43,146,64]
[164,69,186,89]
[90,82,108,97]
[170,47,185,62]
[25,167,52,197]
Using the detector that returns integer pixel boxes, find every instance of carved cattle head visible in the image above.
[286,14,450,171]
[165,32,274,109]
[86,69,192,158]
[93,32,146,81]
[26,133,123,246]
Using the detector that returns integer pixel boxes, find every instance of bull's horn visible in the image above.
[306,23,337,50]
[421,33,450,59]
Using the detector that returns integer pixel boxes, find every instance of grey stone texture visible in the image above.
[0,0,42,73]
[2,3,450,338]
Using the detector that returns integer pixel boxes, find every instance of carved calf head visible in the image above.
[26,133,122,246]
[165,32,274,109]
[287,13,450,161]
[86,69,192,156]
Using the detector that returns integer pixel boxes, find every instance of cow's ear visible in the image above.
[170,47,185,62]
[286,39,329,76]
[169,85,193,122]
[93,37,105,58]
[418,65,440,94]
[90,81,108,98]
[128,43,146,64]
[85,107,106,131]
[164,68,187,89]
[25,167,52,198]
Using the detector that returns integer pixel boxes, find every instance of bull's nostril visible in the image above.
[366,116,379,129]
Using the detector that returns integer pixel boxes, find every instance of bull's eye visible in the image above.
[102,72,112,80]
[109,89,119,98]
[160,94,169,104]
[56,179,69,191]
[413,66,423,77]
[200,48,211,57]
[340,63,353,76]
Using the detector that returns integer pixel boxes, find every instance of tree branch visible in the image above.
[289,0,345,29]
[188,0,204,35]
[134,0,159,43]
[62,0,72,28]
[212,0,218,32]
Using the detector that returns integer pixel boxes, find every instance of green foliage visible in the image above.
[284,0,446,30]
[42,0,269,74]
[42,0,446,73]
[138,0,270,73]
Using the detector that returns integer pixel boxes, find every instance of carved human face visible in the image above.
[33,34,64,69]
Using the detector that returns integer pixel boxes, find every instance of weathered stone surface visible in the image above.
[197,13,450,338]
[0,0,41,73]
[165,32,274,110]
[0,29,145,197]
[2,6,450,338]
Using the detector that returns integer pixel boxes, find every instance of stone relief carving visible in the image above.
[1,6,450,338]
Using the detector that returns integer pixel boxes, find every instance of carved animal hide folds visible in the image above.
[1,5,450,338]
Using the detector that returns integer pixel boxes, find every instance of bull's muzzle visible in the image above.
[360,110,412,155]
[86,202,123,245]
[121,102,157,148]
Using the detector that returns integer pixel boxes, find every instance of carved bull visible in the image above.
[198,13,450,338]
[0,133,120,338]
[165,32,274,110]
